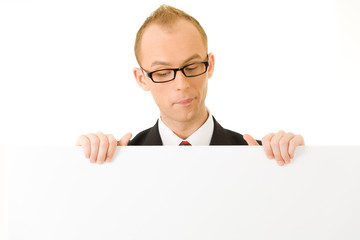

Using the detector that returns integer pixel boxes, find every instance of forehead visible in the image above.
[140,19,207,68]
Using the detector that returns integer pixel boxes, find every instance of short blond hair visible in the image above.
[134,4,208,65]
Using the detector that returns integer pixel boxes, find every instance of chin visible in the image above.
[173,108,200,123]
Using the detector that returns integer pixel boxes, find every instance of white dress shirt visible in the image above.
[158,111,214,146]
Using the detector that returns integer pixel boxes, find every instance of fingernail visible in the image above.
[267,155,274,160]
[277,161,284,166]
[105,157,111,162]
[90,158,95,163]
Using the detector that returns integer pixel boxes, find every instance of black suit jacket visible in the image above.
[128,116,262,145]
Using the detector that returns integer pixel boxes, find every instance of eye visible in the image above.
[185,64,199,71]
[152,70,174,81]
[154,70,171,77]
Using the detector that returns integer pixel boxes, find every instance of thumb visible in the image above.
[243,134,259,146]
[117,133,132,146]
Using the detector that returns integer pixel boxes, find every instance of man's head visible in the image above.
[133,5,215,126]
[134,5,208,65]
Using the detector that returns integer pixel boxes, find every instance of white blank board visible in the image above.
[5,146,360,240]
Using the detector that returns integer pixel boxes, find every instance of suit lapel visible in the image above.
[210,116,233,145]
[142,120,163,145]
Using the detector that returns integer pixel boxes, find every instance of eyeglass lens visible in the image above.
[152,62,207,82]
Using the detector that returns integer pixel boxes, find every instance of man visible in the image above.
[76,5,304,166]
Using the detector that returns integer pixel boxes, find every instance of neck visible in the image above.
[161,107,209,139]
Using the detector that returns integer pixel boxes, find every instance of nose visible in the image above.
[173,70,190,91]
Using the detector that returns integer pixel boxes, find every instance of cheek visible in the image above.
[150,87,169,108]
[198,79,208,101]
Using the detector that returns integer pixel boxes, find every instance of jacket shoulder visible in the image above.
[128,121,162,146]
[127,127,151,145]
[210,117,262,145]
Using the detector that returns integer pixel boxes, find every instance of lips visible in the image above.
[175,98,194,105]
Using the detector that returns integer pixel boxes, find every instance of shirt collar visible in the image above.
[158,110,214,146]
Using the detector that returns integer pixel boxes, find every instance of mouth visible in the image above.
[175,98,194,106]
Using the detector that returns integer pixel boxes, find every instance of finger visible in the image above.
[243,134,260,146]
[262,133,275,159]
[95,131,109,164]
[279,132,295,164]
[277,160,285,166]
[76,135,91,159]
[288,135,305,158]
[87,133,100,164]
[105,134,118,163]
[117,133,132,146]
[270,130,285,165]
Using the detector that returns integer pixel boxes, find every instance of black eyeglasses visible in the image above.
[141,60,209,83]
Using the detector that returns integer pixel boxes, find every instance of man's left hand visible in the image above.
[243,131,305,166]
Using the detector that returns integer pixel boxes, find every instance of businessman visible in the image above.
[76,5,305,166]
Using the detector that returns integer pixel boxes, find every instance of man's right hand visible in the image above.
[75,132,132,164]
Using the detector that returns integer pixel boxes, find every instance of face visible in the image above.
[133,19,215,125]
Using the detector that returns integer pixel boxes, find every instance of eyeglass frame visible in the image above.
[140,57,210,83]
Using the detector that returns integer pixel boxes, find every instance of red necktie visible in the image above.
[179,141,191,146]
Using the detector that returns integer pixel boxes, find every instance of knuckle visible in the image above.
[278,130,285,134]
[270,138,278,147]
[108,138,117,146]
[284,132,294,139]
[289,138,296,145]
[279,139,288,148]
[107,134,117,144]
[79,135,90,145]
[91,138,100,146]
[262,133,273,142]
[100,141,108,148]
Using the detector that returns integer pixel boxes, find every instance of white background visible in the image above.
[0,0,360,238]
[0,0,359,146]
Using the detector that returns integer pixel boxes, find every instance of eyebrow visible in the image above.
[150,54,203,68]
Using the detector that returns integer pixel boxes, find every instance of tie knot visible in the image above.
[179,141,191,146]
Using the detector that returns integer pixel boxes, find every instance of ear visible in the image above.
[207,52,215,79]
[133,67,150,91]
